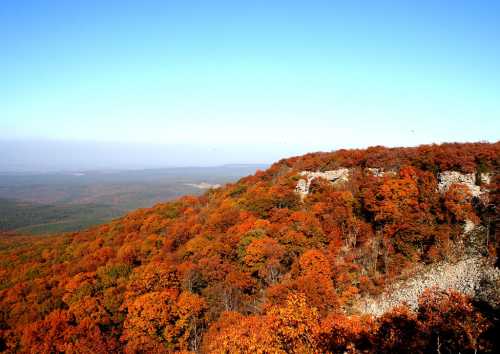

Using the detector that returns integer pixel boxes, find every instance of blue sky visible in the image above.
[1,0,499,168]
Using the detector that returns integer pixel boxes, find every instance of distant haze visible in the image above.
[0,140,286,172]
[2,139,500,173]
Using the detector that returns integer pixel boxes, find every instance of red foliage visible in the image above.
[0,142,498,352]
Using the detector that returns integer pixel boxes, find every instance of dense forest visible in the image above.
[0,142,498,353]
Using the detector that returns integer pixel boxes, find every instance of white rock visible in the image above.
[480,173,492,185]
[437,171,482,197]
[294,179,308,195]
[366,168,385,177]
[464,219,476,233]
[295,168,350,198]
[365,168,396,177]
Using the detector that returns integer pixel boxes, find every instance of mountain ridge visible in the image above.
[0,141,498,353]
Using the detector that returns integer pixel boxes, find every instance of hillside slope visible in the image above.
[0,142,499,353]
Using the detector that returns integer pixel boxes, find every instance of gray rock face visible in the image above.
[463,219,476,233]
[295,169,491,199]
[355,256,500,317]
[436,170,493,232]
[437,171,490,197]
[295,178,309,196]
[355,224,499,317]
[295,168,350,198]
[365,168,396,177]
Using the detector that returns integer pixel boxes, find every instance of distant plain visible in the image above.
[0,165,266,234]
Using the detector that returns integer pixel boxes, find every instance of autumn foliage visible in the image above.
[0,142,498,353]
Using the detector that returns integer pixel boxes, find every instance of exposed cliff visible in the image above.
[354,226,500,316]
[355,256,500,316]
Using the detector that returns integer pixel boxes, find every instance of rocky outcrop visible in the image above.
[463,219,476,233]
[354,256,500,317]
[437,171,492,232]
[295,169,350,198]
[355,225,500,317]
[437,171,490,197]
[365,168,396,177]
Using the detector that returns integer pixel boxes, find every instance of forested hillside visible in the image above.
[0,142,498,353]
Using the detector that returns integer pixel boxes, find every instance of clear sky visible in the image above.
[1,0,499,169]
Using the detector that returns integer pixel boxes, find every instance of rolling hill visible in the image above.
[0,142,498,353]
